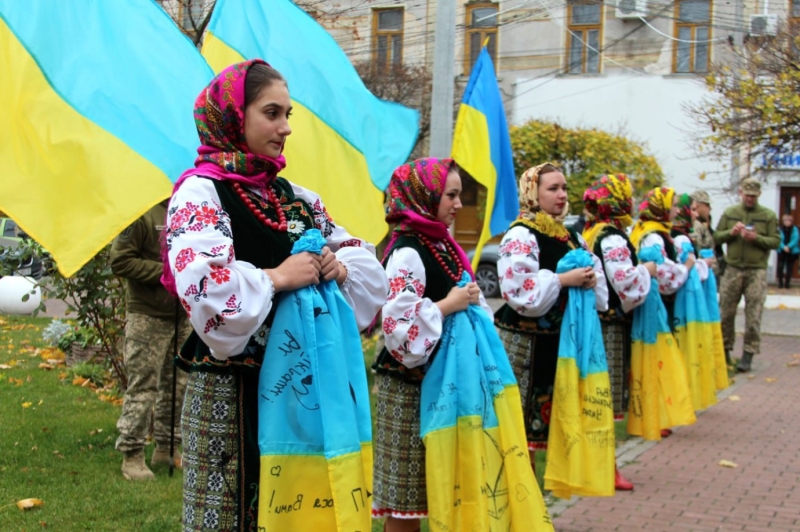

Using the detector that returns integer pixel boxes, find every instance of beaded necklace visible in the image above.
[232,182,288,232]
[416,234,464,282]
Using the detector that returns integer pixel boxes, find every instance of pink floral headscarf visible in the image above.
[384,158,474,278]
[173,58,287,193]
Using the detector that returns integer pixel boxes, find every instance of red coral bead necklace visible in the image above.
[232,182,288,232]
[417,234,464,282]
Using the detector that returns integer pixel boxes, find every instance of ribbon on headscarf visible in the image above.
[162,59,288,295]
[515,163,571,242]
[257,229,372,532]
[672,241,720,411]
[543,249,614,499]
[384,157,474,278]
[629,187,675,249]
[420,272,553,531]
[627,245,696,441]
[582,173,634,249]
[699,249,730,391]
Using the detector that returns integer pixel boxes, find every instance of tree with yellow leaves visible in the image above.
[688,23,800,175]
[510,119,665,213]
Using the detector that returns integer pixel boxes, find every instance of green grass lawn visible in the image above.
[0,315,183,531]
[1,315,631,531]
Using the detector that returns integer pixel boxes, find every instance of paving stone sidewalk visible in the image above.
[551,334,800,532]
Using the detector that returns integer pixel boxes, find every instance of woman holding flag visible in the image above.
[163,60,387,532]
[670,193,724,410]
[371,158,484,530]
[495,163,608,462]
[372,158,552,532]
[582,174,657,491]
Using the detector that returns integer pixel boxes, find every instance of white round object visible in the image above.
[0,276,42,314]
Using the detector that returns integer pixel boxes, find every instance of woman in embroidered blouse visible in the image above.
[670,193,719,411]
[371,158,490,532]
[163,60,387,532]
[582,174,657,491]
[629,188,697,326]
[494,162,608,467]
[629,187,697,437]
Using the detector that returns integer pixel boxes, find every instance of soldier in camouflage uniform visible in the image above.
[111,201,192,480]
[714,179,780,373]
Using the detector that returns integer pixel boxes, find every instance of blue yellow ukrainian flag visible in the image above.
[258,230,372,532]
[699,249,730,390]
[451,47,519,271]
[673,242,720,411]
[628,245,696,441]
[202,0,419,245]
[545,249,615,498]
[420,273,553,531]
[0,1,212,276]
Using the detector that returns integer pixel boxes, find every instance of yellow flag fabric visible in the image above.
[421,277,553,531]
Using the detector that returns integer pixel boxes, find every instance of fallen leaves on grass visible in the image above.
[16,498,44,510]
[8,377,24,386]
[0,364,11,369]
[22,401,32,408]
[38,363,54,370]
[719,459,738,468]
[728,395,741,401]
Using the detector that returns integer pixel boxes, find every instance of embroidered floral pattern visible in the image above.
[175,248,196,272]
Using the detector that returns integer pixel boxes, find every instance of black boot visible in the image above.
[737,351,754,373]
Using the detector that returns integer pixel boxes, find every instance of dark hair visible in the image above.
[244,63,286,108]
[539,163,560,177]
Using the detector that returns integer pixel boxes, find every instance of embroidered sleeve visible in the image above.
[382,247,444,368]
[640,233,688,295]
[599,233,651,313]
[496,225,562,317]
[290,183,388,331]
[674,234,708,281]
[577,233,609,312]
[166,177,274,359]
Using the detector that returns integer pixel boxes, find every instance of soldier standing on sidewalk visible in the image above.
[714,179,780,373]
[111,200,192,480]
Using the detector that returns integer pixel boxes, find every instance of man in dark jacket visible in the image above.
[111,200,192,480]
[714,179,780,373]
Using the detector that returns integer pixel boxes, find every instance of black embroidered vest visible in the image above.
[176,177,315,374]
[495,222,579,335]
[372,233,459,383]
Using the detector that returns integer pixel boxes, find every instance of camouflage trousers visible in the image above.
[115,312,192,453]
[719,266,767,356]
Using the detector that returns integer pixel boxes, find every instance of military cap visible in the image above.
[691,189,711,205]
[740,178,761,195]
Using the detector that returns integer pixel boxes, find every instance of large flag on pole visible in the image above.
[0,1,212,276]
[452,47,518,272]
[202,0,420,245]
